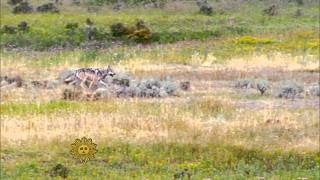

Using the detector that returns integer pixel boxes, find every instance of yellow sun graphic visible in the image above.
[70,137,97,163]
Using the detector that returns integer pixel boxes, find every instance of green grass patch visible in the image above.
[1,142,319,179]
[0,2,319,50]
[0,98,234,119]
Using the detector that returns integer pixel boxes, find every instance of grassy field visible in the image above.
[1,0,320,179]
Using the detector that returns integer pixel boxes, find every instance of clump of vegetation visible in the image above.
[49,164,69,178]
[1,21,29,34]
[0,75,23,87]
[36,3,59,13]
[1,25,17,34]
[263,4,277,16]
[173,168,192,179]
[143,0,167,9]
[276,81,304,99]
[196,0,213,15]
[128,20,152,43]
[294,8,303,17]
[12,2,33,14]
[291,0,304,6]
[65,22,79,35]
[63,88,83,100]
[110,76,178,98]
[308,83,320,97]
[112,0,126,11]
[7,0,22,5]
[110,20,152,43]
[110,23,131,37]
[235,79,254,89]
[17,21,29,32]
[236,36,275,45]
[83,18,107,41]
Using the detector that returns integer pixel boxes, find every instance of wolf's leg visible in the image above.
[88,77,98,90]
[80,77,88,89]
[99,80,108,87]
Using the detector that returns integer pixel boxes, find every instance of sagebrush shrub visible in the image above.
[1,25,17,34]
[263,4,277,16]
[196,0,213,15]
[128,20,152,43]
[276,81,304,99]
[110,23,131,37]
[36,3,59,13]
[7,0,22,5]
[49,164,69,178]
[17,21,29,32]
[235,79,254,89]
[12,2,33,14]
[308,84,320,97]
[110,20,152,43]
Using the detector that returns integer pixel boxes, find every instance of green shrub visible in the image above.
[236,36,275,45]
[36,3,59,13]
[17,21,29,32]
[196,0,213,15]
[7,0,23,5]
[110,23,131,37]
[49,164,69,178]
[12,2,33,14]
[128,20,152,43]
[1,25,17,34]
[263,4,277,16]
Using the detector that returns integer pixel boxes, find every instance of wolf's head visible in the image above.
[102,65,116,78]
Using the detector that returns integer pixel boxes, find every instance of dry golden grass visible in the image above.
[1,95,319,152]
[1,52,319,153]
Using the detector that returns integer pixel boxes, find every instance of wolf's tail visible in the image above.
[64,73,76,84]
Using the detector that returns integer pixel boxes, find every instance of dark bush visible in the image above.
[196,0,213,15]
[1,75,23,87]
[49,164,69,178]
[66,22,79,30]
[7,0,22,5]
[83,19,107,41]
[128,20,152,43]
[290,0,304,6]
[72,0,81,5]
[12,2,33,14]
[263,4,277,16]
[276,81,304,99]
[1,25,17,34]
[110,23,131,37]
[143,0,167,9]
[235,79,254,89]
[129,28,151,43]
[36,3,59,13]
[308,84,320,97]
[294,9,303,17]
[17,21,29,32]
[65,22,79,35]
[112,0,126,11]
